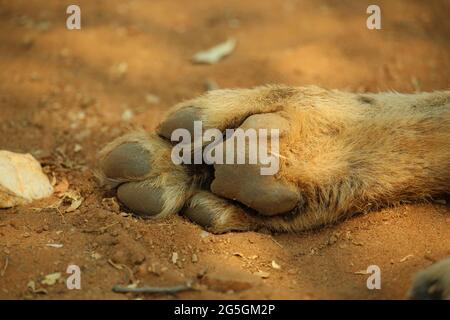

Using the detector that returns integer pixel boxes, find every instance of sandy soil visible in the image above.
[0,0,449,300]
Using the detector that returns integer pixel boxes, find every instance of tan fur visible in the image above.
[252,86,450,231]
[99,85,450,233]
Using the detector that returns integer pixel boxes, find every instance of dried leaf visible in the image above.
[41,272,61,286]
[27,280,48,294]
[66,197,82,212]
[192,38,236,64]
[61,190,83,212]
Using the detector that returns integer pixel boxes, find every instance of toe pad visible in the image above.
[101,142,151,180]
[117,181,164,217]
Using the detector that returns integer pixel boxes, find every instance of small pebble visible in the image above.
[171,252,179,264]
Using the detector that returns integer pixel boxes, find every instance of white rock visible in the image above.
[0,150,53,208]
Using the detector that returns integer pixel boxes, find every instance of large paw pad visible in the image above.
[408,258,450,300]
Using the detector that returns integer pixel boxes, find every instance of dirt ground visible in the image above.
[0,0,449,300]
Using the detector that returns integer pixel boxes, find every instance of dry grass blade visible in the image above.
[1,256,8,277]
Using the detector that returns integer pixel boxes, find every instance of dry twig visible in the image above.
[112,281,195,294]
[1,256,9,277]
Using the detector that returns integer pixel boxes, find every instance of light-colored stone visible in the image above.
[0,150,53,208]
